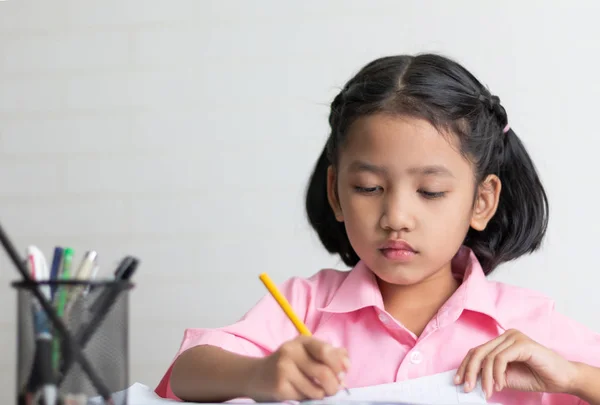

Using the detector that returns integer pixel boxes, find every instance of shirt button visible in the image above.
[409,350,423,364]
[378,313,389,323]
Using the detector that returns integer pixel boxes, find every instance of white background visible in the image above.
[0,1,598,401]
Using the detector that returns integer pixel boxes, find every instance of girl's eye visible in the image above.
[419,190,446,199]
[354,186,382,194]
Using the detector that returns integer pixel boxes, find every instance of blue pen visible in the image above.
[29,301,57,405]
[49,247,63,300]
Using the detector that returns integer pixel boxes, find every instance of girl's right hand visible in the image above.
[246,335,351,402]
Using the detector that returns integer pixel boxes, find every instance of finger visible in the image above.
[492,343,530,392]
[455,349,474,385]
[463,335,510,392]
[481,339,514,398]
[276,380,306,402]
[335,346,351,385]
[303,338,349,378]
[288,361,326,400]
[296,353,341,397]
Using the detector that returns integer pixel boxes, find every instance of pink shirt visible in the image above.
[155,247,600,404]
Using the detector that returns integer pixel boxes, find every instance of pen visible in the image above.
[63,251,98,319]
[28,311,57,405]
[73,251,97,280]
[113,256,137,281]
[88,256,135,315]
[49,247,63,300]
[83,263,100,297]
[26,246,57,405]
[258,273,351,395]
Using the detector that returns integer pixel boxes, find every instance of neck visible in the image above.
[378,263,460,314]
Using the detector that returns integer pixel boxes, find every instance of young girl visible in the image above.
[155,54,600,404]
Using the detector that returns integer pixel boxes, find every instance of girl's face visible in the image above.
[327,114,500,285]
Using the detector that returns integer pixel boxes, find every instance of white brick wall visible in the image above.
[1,0,600,402]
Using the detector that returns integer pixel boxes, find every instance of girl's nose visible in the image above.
[379,193,416,232]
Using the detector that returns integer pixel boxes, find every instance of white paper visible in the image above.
[87,383,275,405]
[312,369,498,404]
[94,370,500,405]
[87,383,170,405]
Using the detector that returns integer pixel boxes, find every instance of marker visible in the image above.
[28,246,51,305]
[55,247,74,318]
[26,247,57,405]
[113,256,137,281]
[53,247,73,371]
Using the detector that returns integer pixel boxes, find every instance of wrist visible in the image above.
[238,356,266,400]
[566,361,585,396]
[567,361,599,402]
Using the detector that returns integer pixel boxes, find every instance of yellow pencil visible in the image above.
[259,272,312,336]
[258,272,351,395]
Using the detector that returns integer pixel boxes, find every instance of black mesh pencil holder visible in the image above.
[13,279,133,405]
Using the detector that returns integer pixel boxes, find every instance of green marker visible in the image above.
[53,247,74,371]
[55,247,73,316]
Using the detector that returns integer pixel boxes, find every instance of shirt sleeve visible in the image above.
[541,309,600,405]
[154,276,316,400]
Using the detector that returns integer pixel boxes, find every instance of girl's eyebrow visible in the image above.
[408,165,455,178]
[347,160,387,175]
[347,160,455,178]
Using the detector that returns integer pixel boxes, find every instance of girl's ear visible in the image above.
[470,174,501,231]
[326,166,344,222]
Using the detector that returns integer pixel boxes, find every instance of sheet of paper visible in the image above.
[311,369,497,405]
[87,382,271,405]
[96,370,499,405]
[87,383,169,405]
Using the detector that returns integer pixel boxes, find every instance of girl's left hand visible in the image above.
[454,329,579,399]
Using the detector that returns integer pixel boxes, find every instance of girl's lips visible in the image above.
[380,239,416,252]
[380,247,417,262]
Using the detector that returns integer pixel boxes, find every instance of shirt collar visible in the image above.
[316,260,384,313]
[441,246,506,329]
[317,246,506,328]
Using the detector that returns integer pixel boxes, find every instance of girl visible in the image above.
[155,54,600,404]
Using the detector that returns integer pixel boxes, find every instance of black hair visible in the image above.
[305,54,548,274]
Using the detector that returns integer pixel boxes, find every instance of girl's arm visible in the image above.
[170,345,260,402]
[571,362,600,405]
[170,337,349,403]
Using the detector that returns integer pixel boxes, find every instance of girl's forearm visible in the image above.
[170,345,261,403]
[569,362,600,405]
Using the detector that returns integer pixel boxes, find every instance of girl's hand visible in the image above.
[247,335,350,402]
[454,329,578,399]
